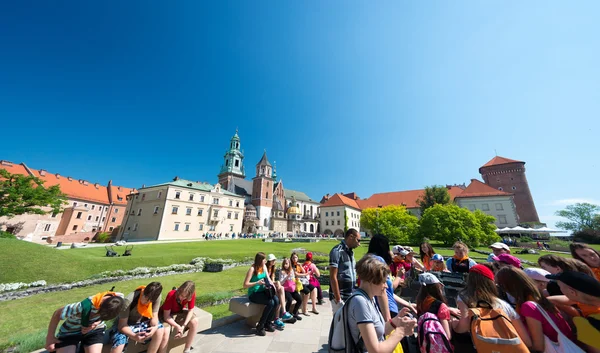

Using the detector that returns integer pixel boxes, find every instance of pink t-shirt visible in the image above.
[520,301,574,342]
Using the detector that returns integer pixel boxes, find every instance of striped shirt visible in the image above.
[58,298,105,337]
[329,239,357,300]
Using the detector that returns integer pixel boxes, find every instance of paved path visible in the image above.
[193,299,333,353]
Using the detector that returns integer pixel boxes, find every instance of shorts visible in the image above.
[300,283,315,295]
[111,321,164,348]
[163,311,196,332]
[56,329,105,349]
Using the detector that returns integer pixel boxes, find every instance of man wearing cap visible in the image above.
[546,271,600,351]
[329,228,360,313]
[488,242,510,262]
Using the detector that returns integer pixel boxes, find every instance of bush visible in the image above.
[519,236,534,243]
[0,231,16,239]
[573,229,600,244]
[95,232,112,243]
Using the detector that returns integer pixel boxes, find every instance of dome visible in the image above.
[287,205,302,215]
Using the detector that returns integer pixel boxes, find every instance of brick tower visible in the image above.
[252,151,274,230]
[479,156,540,224]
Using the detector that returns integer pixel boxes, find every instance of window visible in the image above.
[482,204,489,211]
[498,187,503,191]
[213,198,219,205]
[142,193,146,201]
[326,221,329,226]
[209,225,215,231]
[51,212,58,218]
[189,194,194,201]
[495,203,504,211]
[137,209,142,216]
[229,200,233,206]
[102,217,106,222]
[326,212,329,217]
[469,205,476,211]
[153,206,160,214]
[197,209,203,216]
[185,224,190,231]
[337,211,340,216]
[200,195,205,202]
[157,191,162,199]
[498,215,508,224]
[227,212,232,219]
[266,192,269,199]
[91,205,95,210]
[130,209,135,215]
[76,212,82,219]
[234,213,239,220]
[230,224,234,231]
[115,209,119,214]
[117,196,123,201]
[44,224,51,232]
[199,224,204,231]
[73,202,78,207]
[512,186,516,190]
[213,210,219,218]
[72,225,78,231]
[133,223,138,231]
[84,203,88,208]
[337,220,341,225]
[109,227,114,231]
[87,215,92,221]
[174,223,180,231]
[95,216,99,221]
[235,160,239,167]
[175,191,181,199]
[186,208,192,216]
[236,201,240,207]
[172,206,179,214]
[111,217,116,222]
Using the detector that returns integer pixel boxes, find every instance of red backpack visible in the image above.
[417,300,453,353]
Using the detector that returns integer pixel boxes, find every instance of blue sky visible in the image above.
[1,2,599,228]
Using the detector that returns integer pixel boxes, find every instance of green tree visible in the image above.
[419,204,498,247]
[555,203,600,233]
[360,205,419,244]
[0,169,67,218]
[473,210,501,245]
[417,185,452,215]
[344,209,349,233]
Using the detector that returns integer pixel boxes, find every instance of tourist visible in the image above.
[488,242,511,262]
[546,271,600,352]
[343,255,417,353]
[570,242,600,281]
[538,254,594,296]
[524,267,551,297]
[446,241,477,273]
[110,282,168,353]
[159,281,198,353]
[390,245,410,278]
[279,257,303,321]
[419,242,436,271]
[266,253,293,328]
[404,246,425,272]
[45,291,126,353]
[416,273,453,340]
[303,252,323,305]
[429,254,449,272]
[329,228,360,313]
[243,252,281,336]
[291,252,319,315]
[495,267,575,352]
[452,264,532,348]
[491,253,522,269]
[367,235,399,321]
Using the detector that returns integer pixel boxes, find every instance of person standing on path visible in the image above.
[329,228,361,313]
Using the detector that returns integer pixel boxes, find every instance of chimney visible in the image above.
[81,180,89,186]
[94,183,99,189]
[142,184,145,188]
[68,176,73,181]
[173,176,179,181]
[39,169,47,176]
[55,173,60,179]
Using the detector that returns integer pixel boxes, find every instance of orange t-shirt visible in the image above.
[592,267,600,283]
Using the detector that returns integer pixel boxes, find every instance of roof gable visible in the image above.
[455,179,512,198]
[481,156,524,168]
[321,193,361,210]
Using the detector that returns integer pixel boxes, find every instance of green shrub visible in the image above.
[519,236,534,243]
[95,232,112,243]
[0,231,16,239]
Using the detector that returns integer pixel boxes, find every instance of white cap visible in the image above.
[419,273,443,286]
[524,267,551,282]
[489,242,510,251]
[399,249,410,256]
[392,245,403,254]
[267,254,277,261]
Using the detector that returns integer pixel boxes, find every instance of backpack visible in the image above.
[417,300,453,353]
[468,301,528,353]
[328,290,369,353]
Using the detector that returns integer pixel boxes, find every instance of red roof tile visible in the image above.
[0,161,31,177]
[358,186,466,209]
[481,156,524,168]
[454,179,512,198]
[321,193,361,210]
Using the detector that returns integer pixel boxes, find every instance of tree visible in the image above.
[360,205,419,244]
[417,185,452,215]
[0,169,67,218]
[344,209,349,233]
[418,204,500,247]
[555,203,600,233]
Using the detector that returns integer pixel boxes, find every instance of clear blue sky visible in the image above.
[1,2,599,228]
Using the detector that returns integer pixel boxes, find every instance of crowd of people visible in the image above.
[327,228,600,353]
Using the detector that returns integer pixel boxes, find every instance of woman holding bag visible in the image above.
[243,252,281,336]
[280,258,303,321]
[303,252,324,305]
[291,252,319,315]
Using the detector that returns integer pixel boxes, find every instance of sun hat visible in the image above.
[491,254,521,268]
[469,264,495,281]
[419,272,443,286]
[489,242,510,251]
[524,267,550,282]
[546,271,600,297]
[267,254,277,261]
[431,254,444,262]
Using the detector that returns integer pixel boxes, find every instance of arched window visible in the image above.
[304,223,307,231]
[310,224,314,233]
[266,192,269,199]
[264,218,268,227]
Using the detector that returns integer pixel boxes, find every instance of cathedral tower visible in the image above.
[479,156,540,224]
[218,130,245,190]
[252,151,274,230]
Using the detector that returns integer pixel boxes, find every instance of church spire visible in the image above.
[272,161,277,180]
[218,129,245,179]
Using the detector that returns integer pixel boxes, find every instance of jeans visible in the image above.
[249,290,280,328]
[284,291,302,315]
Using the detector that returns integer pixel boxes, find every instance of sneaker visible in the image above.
[256,327,266,336]
[283,317,297,324]
[317,299,324,305]
[265,324,276,332]
[282,312,293,320]
[275,318,285,328]
[293,314,302,321]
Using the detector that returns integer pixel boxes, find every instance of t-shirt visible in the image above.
[446,258,477,273]
[520,301,574,342]
[373,255,399,316]
[160,289,196,314]
[58,298,106,337]
[457,296,519,320]
[419,299,450,321]
[347,290,385,352]
[248,269,267,296]
[574,313,600,349]
[119,290,162,325]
